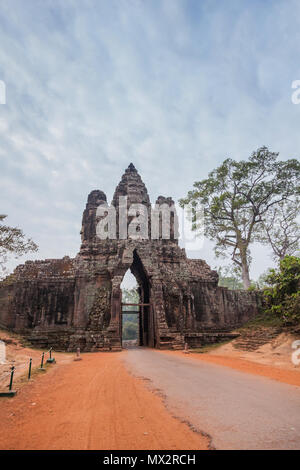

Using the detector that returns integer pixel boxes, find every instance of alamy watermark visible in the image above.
[0,340,6,364]
[95,197,204,252]
[291,80,300,104]
[291,340,300,366]
[0,80,6,104]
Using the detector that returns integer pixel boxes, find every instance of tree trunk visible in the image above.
[241,255,251,289]
[236,237,251,289]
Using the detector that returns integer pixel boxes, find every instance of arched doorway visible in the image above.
[120,270,139,347]
[120,250,155,348]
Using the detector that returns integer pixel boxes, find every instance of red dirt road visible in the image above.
[0,351,209,450]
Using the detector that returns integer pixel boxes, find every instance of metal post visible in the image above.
[46,347,55,364]
[40,352,44,369]
[28,358,32,380]
[9,366,15,391]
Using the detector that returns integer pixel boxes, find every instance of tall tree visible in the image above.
[255,198,300,261]
[0,215,38,278]
[180,147,300,289]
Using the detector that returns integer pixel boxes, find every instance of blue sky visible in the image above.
[0,0,299,280]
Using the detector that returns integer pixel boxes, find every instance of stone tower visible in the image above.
[0,164,260,351]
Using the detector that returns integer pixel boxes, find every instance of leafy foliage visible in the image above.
[122,287,139,310]
[0,215,38,279]
[122,316,138,340]
[180,147,300,288]
[263,256,300,324]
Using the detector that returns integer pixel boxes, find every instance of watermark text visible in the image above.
[0,80,6,104]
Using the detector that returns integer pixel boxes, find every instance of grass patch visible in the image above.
[238,312,284,330]
[18,361,53,384]
[190,339,233,354]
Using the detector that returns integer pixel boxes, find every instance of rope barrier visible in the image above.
[0,367,16,390]
[0,347,56,392]
[0,369,13,380]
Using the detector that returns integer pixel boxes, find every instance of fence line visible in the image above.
[0,348,56,392]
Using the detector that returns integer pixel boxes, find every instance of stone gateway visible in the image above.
[0,165,260,351]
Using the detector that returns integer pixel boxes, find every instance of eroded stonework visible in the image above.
[0,164,261,350]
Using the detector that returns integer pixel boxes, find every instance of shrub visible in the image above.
[263,256,300,324]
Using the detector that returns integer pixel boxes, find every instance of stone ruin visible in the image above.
[0,164,260,351]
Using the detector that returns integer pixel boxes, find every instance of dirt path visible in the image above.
[0,351,209,450]
[124,349,300,450]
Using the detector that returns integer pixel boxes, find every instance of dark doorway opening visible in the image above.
[121,281,139,348]
[120,250,155,348]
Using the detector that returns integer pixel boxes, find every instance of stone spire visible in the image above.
[111,164,151,240]
[112,164,150,207]
[80,189,107,243]
[127,163,137,172]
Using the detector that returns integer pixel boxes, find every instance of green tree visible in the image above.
[122,287,139,311]
[0,215,38,278]
[122,320,138,340]
[263,256,300,324]
[122,287,139,341]
[180,147,300,289]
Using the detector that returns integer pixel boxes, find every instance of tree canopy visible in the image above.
[263,256,300,325]
[122,287,139,310]
[180,147,300,288]
[0,215,38,278]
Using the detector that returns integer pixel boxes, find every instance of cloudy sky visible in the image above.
[0,0,299,281]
